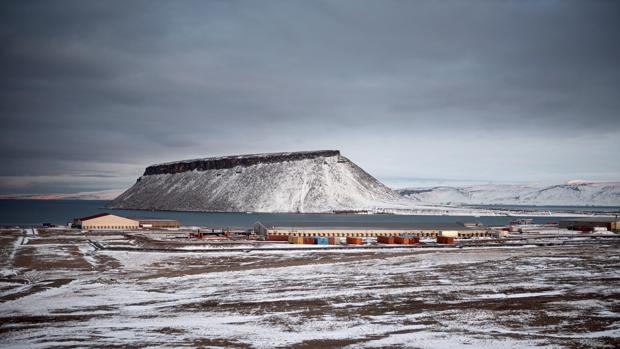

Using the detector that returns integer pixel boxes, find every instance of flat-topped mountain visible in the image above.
[106,150,407,213]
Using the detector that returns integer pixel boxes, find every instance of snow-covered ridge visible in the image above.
[397,182,620,206]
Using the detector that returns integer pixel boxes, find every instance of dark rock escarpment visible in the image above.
[143,150,341,175]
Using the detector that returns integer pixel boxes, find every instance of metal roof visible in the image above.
[128,217,180,222]
[255,221,481,231]
[78,213,110,221]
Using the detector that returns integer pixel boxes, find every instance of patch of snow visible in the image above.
[398,182,620,206]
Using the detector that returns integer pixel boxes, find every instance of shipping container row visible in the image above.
[277,234,456,245]
[287,236,339,245]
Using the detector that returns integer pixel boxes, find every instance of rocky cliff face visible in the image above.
[107,150,408,213]
[143,150,341,175]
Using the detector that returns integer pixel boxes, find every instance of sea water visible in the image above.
[0,200,618,228]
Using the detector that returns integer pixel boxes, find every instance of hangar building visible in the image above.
[73,213,180,230]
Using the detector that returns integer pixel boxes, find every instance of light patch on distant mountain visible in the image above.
[0,189,124,200]
[397,182,620,206]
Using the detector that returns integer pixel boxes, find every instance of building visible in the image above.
[74,213,140,230]
[73,213,180,230]
[253,221,492,238]
[559,217,619,232]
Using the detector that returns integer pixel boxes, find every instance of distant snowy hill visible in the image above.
[107,150,418,213]
[0,189,123,200]
[397,182,620,206]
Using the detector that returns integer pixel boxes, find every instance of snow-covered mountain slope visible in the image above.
[107,150,415,213]
[397,182,620,206]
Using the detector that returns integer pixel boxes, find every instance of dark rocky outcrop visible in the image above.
[143,150,341,175]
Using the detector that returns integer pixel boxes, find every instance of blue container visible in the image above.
[313,236,329,245]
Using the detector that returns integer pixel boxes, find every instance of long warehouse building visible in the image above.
[253,221,493,238]
[559,217,619,232]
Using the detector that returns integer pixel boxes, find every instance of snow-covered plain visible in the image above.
[1,230,619,348]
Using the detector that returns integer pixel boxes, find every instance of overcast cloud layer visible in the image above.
[1,0,619,194]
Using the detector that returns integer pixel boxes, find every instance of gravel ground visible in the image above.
[0,229,618,348]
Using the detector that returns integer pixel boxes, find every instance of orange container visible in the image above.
[377,236,394,244]
[303,237,315,244]
[328,236,336,245]
[346,236,364,245]
[408,236,420,244]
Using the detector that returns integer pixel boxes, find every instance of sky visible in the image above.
[1,0,619,195]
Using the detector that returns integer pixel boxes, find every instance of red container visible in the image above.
[266,235,289,241]
[328,236,336,245]
[377,236,394,244]
[346,236,364,245]
[303,237,315,244]
[437,236,455,244]
[394,236,410,244]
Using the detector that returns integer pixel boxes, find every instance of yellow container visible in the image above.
[288,236,304,244]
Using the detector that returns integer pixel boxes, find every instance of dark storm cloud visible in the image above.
[1,0,619,194]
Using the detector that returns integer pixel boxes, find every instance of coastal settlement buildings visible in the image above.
[253,221,494,239]
[73,213,180,230]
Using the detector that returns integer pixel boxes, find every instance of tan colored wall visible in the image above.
[82,215,139,230]
[266,228,490,237]
[138,220,180,228]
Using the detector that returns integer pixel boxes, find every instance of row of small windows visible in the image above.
[84,225,135,229]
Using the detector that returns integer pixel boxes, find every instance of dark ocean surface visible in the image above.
[1,200,618,228]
